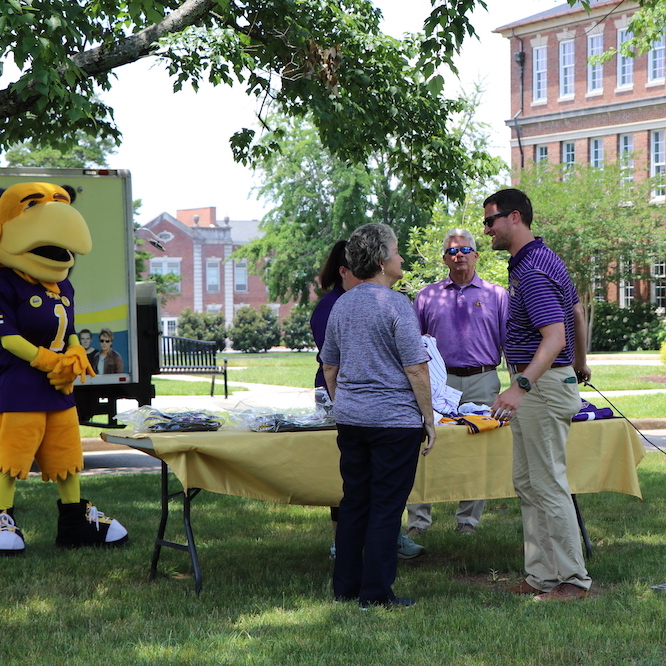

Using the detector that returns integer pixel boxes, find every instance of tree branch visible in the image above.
[0,0,216,117]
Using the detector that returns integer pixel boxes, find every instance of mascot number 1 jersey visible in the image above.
[0,268,77,412]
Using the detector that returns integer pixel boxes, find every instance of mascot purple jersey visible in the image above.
[0,268,77,411]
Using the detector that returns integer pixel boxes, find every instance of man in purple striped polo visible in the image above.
[483,188,592,602]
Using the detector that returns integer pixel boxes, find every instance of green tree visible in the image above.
[591,301,662,352]
[282,304,315,351]
[0,0,500,209]
[234,114,434,304]
[3,131,116,168]
[228,305,281,353]
[177,308,227,350]
[235,87,504,304]
[517,161,666,345]
[398,84,510,297]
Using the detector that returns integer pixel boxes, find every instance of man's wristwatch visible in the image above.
[516,375,532,392]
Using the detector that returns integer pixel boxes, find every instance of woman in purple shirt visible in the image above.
[310,240,361,391]
[310,240,361,558]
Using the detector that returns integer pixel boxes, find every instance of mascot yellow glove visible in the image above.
[30,345,96,395]
[48,345,96,394]
[29,346,61,373]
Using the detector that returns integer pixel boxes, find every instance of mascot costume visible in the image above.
[0,182,128,554]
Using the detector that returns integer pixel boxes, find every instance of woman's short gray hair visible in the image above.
[346,223,397,279]
[442,228,476,254]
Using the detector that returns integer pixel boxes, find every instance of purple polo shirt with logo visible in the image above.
[413,273,508,367]
[505,238,579,366]
[0,268,77,412]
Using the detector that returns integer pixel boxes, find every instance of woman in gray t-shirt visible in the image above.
[320,223,435,609]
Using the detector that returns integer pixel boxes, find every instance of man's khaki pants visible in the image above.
[511,366,592,592]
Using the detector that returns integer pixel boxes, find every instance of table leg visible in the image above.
[149,460,204,594]
[572,494,593,559]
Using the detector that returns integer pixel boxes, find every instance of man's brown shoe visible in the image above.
[455,523,475,535]
[533,583,589,602]
[507,580,541,595]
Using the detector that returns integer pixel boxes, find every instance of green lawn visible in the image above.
[224,351,319,388]
[6,454,666,664]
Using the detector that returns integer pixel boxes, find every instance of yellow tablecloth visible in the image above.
[104,418,645,506]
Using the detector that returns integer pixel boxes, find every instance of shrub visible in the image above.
[281,305,315,351]
[228,305,281,353]
[591,301,662,352]
[177,308,227,351]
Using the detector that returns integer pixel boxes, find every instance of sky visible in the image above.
[7,0,565,225]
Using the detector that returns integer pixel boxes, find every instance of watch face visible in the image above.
[518,376,531,391]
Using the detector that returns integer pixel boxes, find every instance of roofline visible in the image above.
[494,0,637,36]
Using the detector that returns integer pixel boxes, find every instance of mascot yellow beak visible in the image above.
[0,182,92,283]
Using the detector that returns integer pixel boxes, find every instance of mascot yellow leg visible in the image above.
[57,473,81,504]
[0,409,128,554]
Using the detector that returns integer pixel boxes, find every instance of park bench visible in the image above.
[160,335,228,398]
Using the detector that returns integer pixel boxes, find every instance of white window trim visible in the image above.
[590,137,604,167]
[150,257,182,291]
[648,35,665,84]
[205,258,221,293]
[587,33,603,93]
[616,27,634,90]
[651,259,666,311]
[562,141,575,166]
[619,133,634,182]
[559,39,575,99]
[234,259,249,293]
[533,45,548,103]
[651,129,665,199]
[161,317,179,337]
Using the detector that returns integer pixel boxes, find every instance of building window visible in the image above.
[589,138,604,167]
[619,278,634,308]
[591,258,606,302]
[156,231,174,243]
[535,144,548,163]
[652,259,666,311]
[162,317,178,337]
[234,260,248,292]
[619,133,634,181]
[651,130,665,197]
[587,33,603,92]
[206,260,220,293]
[649,36,665,82]
[617,28,633,87]
[559,40,575,97]
[562,141,575,172]
[533,46,547,102]
[150,258,181,291]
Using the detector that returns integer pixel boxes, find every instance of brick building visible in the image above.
[138,207,296,336]
[496,0,666,309]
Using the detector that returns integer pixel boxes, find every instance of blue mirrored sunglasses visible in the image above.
[444,246,475,256]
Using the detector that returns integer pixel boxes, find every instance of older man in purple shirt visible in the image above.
[405,228,508,540]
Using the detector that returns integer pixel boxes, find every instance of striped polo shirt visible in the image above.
[505,238,579,366]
